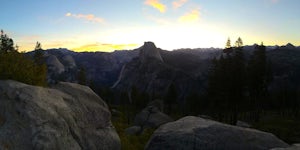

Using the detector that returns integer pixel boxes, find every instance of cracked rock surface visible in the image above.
[145,116,289,150]
[0,80,120,150]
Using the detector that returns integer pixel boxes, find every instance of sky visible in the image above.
[0,0,299,52]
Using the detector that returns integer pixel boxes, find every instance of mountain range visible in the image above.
[27,42,300,104]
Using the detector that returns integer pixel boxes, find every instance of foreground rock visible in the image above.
[125,126,142,135]
[134,105,173,128]
[272,144,300,150]
[0,80,120,150]
[236,120,251,128]
[145,116,289,150]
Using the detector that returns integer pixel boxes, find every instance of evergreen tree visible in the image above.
[77,67,87,85]
[0,30,47,86]
[164,83,177,114]
[207,38,246,124]
[247,43,272,121]
[33,41,45,65]
[131,86,149,111]
[235,37,243,47]
[229,43,246,124]
[0,30,16,53]
[225,38,231,49]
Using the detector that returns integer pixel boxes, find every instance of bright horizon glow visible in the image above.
[1,0,299,52]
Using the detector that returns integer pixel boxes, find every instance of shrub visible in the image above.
[0,51,47,86]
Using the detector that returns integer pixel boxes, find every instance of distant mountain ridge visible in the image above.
[26,42,300,104]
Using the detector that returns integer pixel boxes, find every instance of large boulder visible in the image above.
[147,99,164,112]
[134,106,173,128]
[124,126,142,135]
[272,144,300,150]
[0,80,120,150]
[145,116,289,150]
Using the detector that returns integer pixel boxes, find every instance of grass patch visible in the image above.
[111,106,155,150]
[253,113,300,144]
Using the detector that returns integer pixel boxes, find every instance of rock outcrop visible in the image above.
[134,106,173,128]
[112,42,201,99]
[145,116,289,150]
[125,126,143,135]
[139,42,163,63]
[46,55,65,74]
[0,80,120,150]
[272,144,300,150]
[61,55,76,69]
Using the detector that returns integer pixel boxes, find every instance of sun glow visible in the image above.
[71,43,139,52]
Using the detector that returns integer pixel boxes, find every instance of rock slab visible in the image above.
[0,80,120,150]
[134,106,173,128]
[145,116,289,150]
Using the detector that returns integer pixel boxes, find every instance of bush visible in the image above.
[111,106,155,150]
[0,51,47,86]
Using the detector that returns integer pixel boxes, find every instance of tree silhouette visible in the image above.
[33,41,45,65]
[131,86,149,111]
[235,37,243,47]
[0,30,47,86]
[77,67,87,85]
[164,83,177,114]
[247,43,272,121]
[0,30,16,53]
[225,38,231,49]
[207,37,246,124]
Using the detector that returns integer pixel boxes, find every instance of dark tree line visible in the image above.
[0,30,47,86]
[206,38,272,124]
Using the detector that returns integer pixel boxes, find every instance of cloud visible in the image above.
[178,9,200,23]
[72,43,139,52]
[65,13,105,24]
[172,0,188,9]
[144,0,166,13]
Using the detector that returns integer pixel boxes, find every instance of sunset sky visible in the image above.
[1,0,299,52]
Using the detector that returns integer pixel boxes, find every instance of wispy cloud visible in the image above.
[172,0,188,9]
[72,43,139,52]
[178,9,200,23]
[144,0,166,13]
[65,13,105,24]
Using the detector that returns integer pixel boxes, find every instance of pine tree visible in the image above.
[247,43,271,121]
[235,37,243,47]
[225,38,231,49]
[230,43,246,124]
[0,30,15,53]
[164,83,177,114]
[33,41,45,65]
[131,86,149,111]
[0,30,47,86]
[77,67,87,85]
[207,38,246,124]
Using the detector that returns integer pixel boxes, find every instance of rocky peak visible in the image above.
[46,55,65,74]
[286,43,295,49]
[139,42,164,63]
[61,55,76,69]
